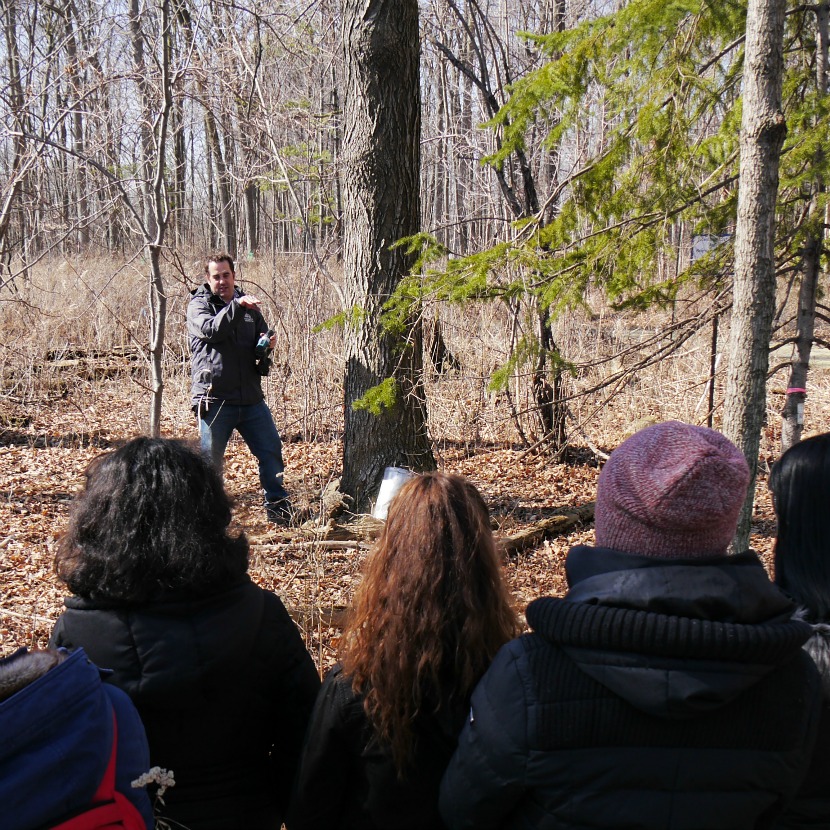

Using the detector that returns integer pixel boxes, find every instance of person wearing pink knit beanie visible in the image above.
[441,421,822,830]
[595,419,750,557]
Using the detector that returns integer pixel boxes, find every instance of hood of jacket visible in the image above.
[0,647,153,829]
[801,615,830,698]
[526,546,812,720]
[56,576,266,707]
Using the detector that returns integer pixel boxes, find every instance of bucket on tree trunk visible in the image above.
[372,466,416,520]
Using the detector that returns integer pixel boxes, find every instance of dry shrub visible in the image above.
[2,252,830,459]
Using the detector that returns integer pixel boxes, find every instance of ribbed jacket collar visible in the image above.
[526,546,812,717]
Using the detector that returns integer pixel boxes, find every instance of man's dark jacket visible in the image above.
[50,576,321,830]
[440,547,822,830]
[187,283,268,409]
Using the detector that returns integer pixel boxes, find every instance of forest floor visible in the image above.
[0,381,782,675]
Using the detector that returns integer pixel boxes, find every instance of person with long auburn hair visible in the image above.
[289,471,519,830]
[50,437,320,830]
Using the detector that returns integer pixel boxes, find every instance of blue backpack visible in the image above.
[47,711,147,830]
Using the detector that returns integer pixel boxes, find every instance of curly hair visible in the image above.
[770,432,830,621]
[340,471,519,773]
[55,437,249,603]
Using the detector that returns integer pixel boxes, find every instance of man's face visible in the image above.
[207,260,236,303]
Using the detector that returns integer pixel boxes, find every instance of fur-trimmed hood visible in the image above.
[795,609,830,698]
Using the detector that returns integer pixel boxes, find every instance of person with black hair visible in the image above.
[50,437,321,830]
[770,432,830,828]
[188,251,292,524]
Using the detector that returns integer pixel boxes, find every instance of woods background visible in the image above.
[1,0,829,667]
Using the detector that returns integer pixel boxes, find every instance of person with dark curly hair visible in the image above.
[50,437,321,830]
[288,472,519,830]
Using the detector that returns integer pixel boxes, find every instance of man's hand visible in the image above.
[238,294,262,311]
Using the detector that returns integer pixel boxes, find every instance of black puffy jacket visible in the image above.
[289,664,464,830]
[187,284,269,409]
[50,576,321,830]
[775,621,830,829]
[440,547,822,830]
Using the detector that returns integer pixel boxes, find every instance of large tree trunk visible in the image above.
[340,0,435,511]
[722,0,788,549]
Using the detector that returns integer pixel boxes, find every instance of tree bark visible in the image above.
[204,105,236,255]
[780,237,819,451]
[146,0,172,437]
[340,0,435,510]
[722,0,788,549]
[0,0,26,258]
[780,2,828,452]
[63,2,90,252]
[129,0,158,242]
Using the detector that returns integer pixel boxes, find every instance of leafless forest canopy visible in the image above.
[0,0,592,265]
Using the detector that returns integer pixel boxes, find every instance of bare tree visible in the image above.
[340,0,435,509]
[780,3,829,451]
[723,0,788,549]
[131,0,174,435]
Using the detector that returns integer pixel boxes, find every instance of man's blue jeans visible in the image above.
[198,399,289,505]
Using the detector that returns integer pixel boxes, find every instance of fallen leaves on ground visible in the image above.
[0,393,777,674]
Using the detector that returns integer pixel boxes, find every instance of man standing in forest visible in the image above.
[187,252,292,525]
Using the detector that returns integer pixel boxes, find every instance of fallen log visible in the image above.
[498,502,594,557]
[256,504,594,558]
[277,503,595,631]
[252,540,370,552]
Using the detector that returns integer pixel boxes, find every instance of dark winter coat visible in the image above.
[187,283,269,409]
[775,619,830,829]
[0,646,153,830]
[50,575,321,830]
[440,546,822,830]
[289,663,465,830]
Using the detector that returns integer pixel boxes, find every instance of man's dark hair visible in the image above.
[55,437,249,603]
[203,251,235,276]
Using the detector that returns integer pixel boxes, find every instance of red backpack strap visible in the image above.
[93,709,119,803]
[49,708,147,830]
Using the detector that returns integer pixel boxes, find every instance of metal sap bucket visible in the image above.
[372,466,416,520]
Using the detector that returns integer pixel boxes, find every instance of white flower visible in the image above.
[132,766,176,797]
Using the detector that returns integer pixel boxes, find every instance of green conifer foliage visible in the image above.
[392,0,827,432]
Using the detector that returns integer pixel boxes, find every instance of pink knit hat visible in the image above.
[594,421,750,558]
